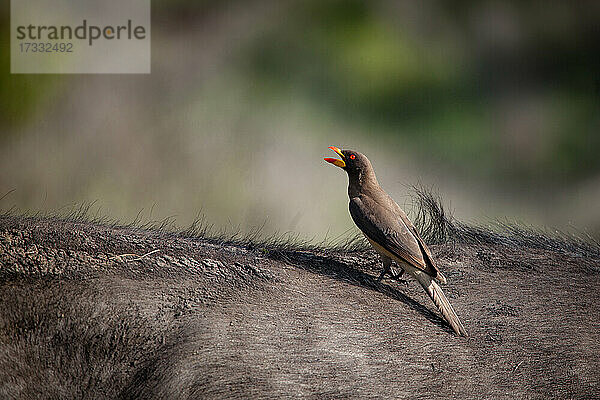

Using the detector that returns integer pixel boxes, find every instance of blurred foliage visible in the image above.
[244,0,600,185]
[2,0,597,184]
[0,9,59,129]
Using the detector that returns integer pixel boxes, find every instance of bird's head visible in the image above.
[324,146,373,178]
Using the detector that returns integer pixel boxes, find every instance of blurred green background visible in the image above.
[1,0,599,241]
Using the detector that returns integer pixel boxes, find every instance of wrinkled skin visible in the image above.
[0,209,599,399]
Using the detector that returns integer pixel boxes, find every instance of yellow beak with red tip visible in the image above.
[324,146,346,168]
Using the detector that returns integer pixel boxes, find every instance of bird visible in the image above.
[324,146,468,336]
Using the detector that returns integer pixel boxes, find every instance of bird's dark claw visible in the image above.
[377,267,407,285]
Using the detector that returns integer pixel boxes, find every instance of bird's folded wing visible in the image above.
[349,196,427,271]
[394,206,440,273]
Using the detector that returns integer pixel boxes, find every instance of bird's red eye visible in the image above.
[349,154,356,160]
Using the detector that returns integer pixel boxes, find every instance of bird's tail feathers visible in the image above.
[416,273,468,337]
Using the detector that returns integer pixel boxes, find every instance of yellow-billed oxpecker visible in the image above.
[324,146,468,336]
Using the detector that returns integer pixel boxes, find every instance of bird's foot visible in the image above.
[376,269,408,285]
[388,268,408,285]
[390,274,409,286]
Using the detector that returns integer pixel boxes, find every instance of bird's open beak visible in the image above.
[324,146,346,168]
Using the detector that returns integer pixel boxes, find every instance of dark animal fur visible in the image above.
[0,190,599,399]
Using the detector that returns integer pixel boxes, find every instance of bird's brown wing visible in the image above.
[349,196,429,273]
[393,205,442,276]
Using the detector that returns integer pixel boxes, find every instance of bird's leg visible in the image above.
[377,256,409,285]
[389,267,404,280]
[389,266,409,286]
[377,255,392,282]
